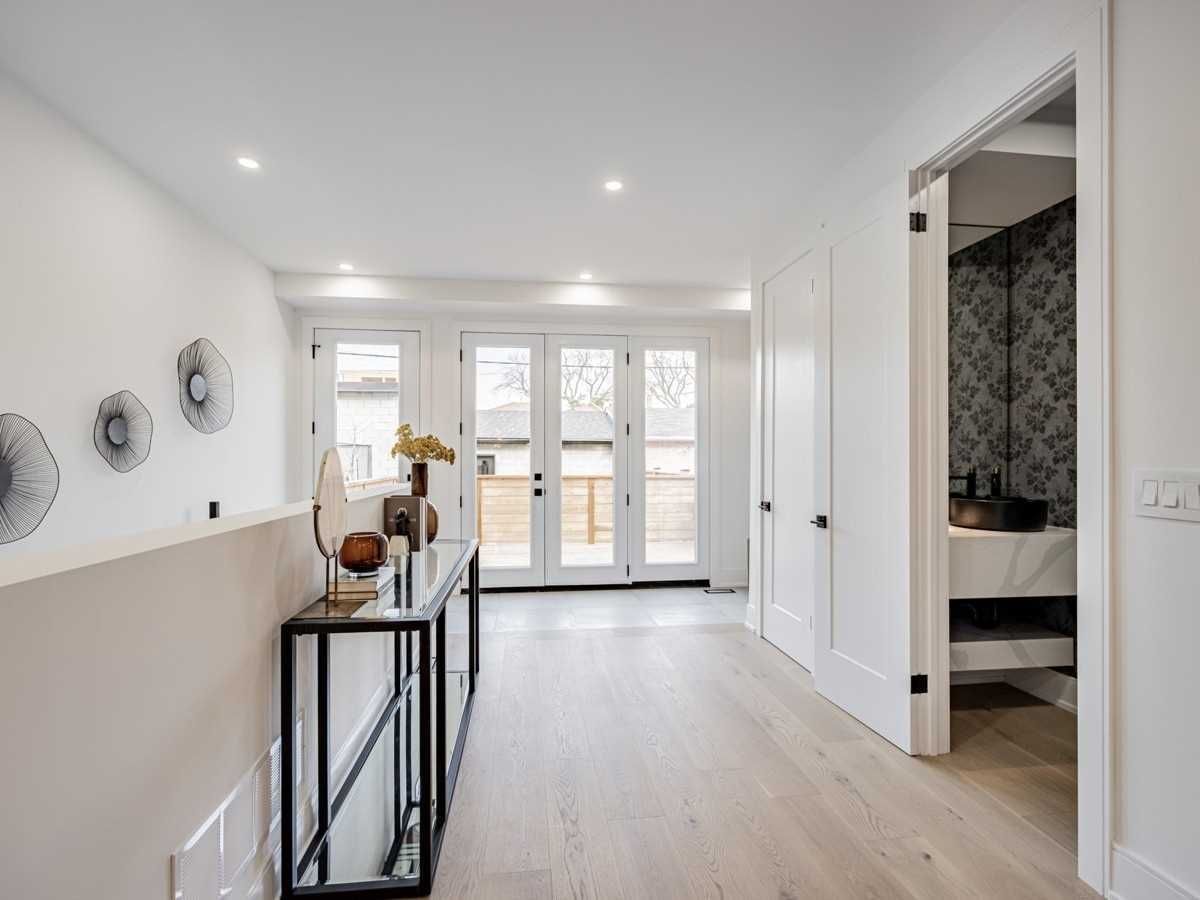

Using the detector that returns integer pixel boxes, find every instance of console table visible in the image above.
[280,538,480,898]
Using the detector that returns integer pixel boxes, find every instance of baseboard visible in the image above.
[711,567,748,589]
[1004,667,1077,714]
[1111,844,1198,900]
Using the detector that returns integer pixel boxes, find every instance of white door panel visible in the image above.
[629,337,709,582]
[815,176,913,753]
[546,334,630,585]
[461,333,546,588]
[761,255,817,671]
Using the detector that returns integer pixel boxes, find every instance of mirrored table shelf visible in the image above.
[281,538,480,898]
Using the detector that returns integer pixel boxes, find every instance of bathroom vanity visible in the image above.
[948,525,1077,673]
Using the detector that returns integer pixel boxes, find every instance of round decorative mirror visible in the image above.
[189,373,208,403]
[94,390,153,472]
[0,412,60,544]
[177,338,233,433]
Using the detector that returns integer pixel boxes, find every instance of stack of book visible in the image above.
[331,565,395,603]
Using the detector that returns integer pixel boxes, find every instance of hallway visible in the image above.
[432,589,1089,899]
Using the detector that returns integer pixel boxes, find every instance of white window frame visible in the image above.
[629,336,710,582]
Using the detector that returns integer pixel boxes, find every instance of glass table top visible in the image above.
[290,538,476,625]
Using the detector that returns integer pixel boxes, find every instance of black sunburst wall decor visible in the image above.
[93,390,153,472]
[177,338,234,434]
[0,413,60,544]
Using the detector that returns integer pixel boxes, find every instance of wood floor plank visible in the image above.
[422,589,1093,900]
[545,757,625,900]
[608,817,693,900]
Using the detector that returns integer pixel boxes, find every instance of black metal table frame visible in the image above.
[280,543,480,898]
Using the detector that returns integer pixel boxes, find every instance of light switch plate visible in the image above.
[1134,468,1200,523]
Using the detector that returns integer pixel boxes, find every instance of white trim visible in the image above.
[1004,668,1078,715]
[299,315,434,499]
[629,335,710,583]
[544,333,631,586]
[909,7,1112,894]
[1111,845,1199,900]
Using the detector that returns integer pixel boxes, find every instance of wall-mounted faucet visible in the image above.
[950,464,977,498]
[989,465,1003,498]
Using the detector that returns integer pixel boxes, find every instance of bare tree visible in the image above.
[560,349,613,409]
[644,350,695,409]
[493,348,693,410]
[495,349,614,409]
[495,351,531,401]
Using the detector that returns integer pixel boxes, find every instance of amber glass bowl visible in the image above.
[338,531,389,572]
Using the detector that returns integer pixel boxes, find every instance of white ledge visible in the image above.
[0,482,404,592]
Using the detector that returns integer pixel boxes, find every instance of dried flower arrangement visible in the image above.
[390,423,456,465]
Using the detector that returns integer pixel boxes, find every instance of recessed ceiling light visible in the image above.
[236,156,261,170]
[604,179,623,192]
[338,262,355,272]
[579,271,594,281]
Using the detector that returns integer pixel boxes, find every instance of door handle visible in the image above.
[810,515,828,529]
[759,500,772,512]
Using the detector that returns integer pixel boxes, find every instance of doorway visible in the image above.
[461,332,709,589]
[910,49,1111,892]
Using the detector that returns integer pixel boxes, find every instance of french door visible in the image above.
[462,332,707,588]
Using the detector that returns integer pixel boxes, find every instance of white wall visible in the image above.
[0,72,299,559]
[0,492,388,900]
[750,0,1200,895]
[1110,3,1200,896]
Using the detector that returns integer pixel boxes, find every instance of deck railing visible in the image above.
[475,473,695,544]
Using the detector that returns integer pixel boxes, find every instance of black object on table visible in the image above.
[280,538,480,898]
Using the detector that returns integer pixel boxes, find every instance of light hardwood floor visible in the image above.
[433,589,1092,899]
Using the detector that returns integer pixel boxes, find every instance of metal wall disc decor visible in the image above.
[93,390,153,472]
[0,413,60,544]
[177,338,234,433]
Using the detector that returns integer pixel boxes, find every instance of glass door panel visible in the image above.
[314,328,421,487]
[461,333,546,588]
[630,338,708,581]
[545,335,628,585]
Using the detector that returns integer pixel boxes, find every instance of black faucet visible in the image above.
[989,465,1003,498]
[950,464,977,498]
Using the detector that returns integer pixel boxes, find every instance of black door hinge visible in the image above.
[626,423,630,436]
[759,500,772,512]
[626,564,631,576]
[910,674,929,694]
[311,343,321,359]
[909,212,927,233]
[458,495,463,508]
[311,421,316,435]
[626,493,630,506]
[626,352,630,364]
[459,422,463,435]
[459,349,463,362]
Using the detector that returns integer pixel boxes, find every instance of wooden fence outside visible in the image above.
[476,474,695,544]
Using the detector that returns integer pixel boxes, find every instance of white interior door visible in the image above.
[815,176,914,752]
[629,337,709,582]
[461,333,546,588]
[545,334,630,585]
[761,255,818,671]
[313,328,421,487]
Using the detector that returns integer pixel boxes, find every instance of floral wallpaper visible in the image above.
[948,197,1077,528]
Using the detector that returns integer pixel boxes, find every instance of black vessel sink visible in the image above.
[949,496,1049,532]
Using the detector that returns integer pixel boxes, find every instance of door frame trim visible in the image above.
[909,12,1113,894]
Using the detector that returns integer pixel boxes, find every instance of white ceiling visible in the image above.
[0,1,1015,288]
